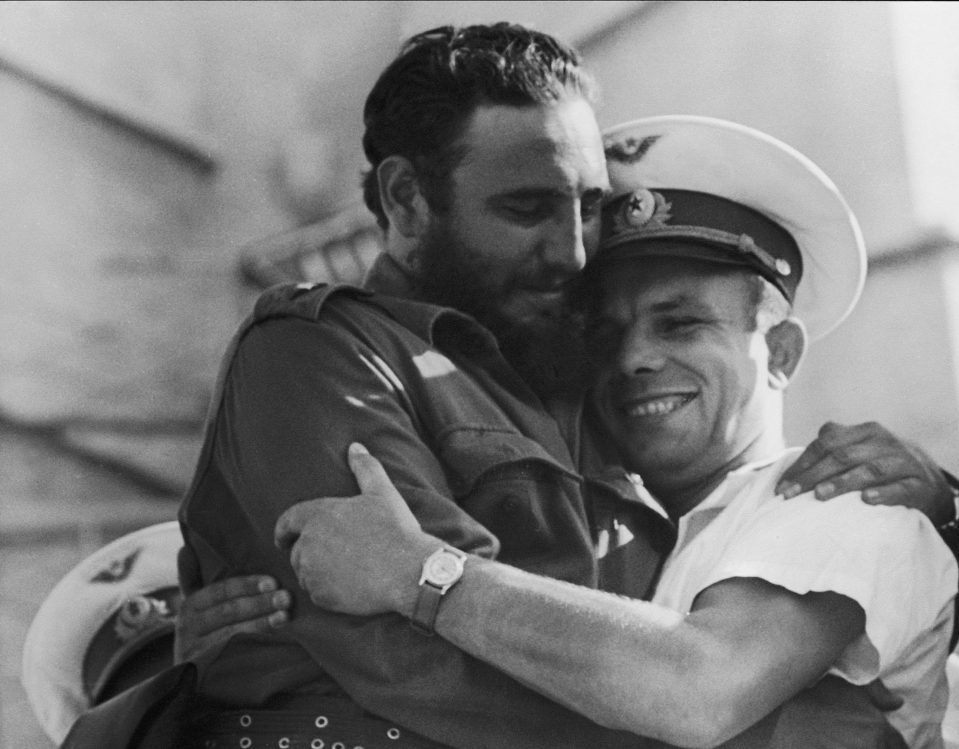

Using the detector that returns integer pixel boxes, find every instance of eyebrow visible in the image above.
[651,295,697,311]
[645,295,716,317]
[490,185,611,203]
[489,188,563,201]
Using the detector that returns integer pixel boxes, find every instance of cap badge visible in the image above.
[91,549,141,584]
[618,189,673,232]
[604,134,661,164]
[113,595,175,642]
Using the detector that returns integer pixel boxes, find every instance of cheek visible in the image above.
[466,221,539,276]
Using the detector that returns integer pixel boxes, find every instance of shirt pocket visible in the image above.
[436,428,593,578]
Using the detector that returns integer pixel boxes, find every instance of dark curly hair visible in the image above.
[361,23,597,229]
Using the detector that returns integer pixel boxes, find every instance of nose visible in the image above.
[541,207,587,275]
[616,324,665,377]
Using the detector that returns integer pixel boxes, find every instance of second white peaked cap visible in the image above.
[21,521,182,744]
[600,116,867,341]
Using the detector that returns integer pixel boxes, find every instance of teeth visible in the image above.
[624,395,691,417]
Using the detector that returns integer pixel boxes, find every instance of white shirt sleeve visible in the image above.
[694,492,957,683]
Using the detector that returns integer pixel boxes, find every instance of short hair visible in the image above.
[361,23,597,229]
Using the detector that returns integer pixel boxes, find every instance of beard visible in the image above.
[409,219,590,400]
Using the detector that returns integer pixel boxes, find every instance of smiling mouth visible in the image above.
[520,286,566,300]
[621,393,696,418]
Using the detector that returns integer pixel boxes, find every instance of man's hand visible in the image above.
[776,421,954,524]
[274,443,440,617]
[863,678,905,712]
[174,575,291,664]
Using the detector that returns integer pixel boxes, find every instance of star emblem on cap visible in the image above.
[619,189,672,231]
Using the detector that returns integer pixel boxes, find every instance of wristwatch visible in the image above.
[410,546,468,635]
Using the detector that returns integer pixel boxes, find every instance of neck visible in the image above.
[650,423,786,521]
[363,252,418,297]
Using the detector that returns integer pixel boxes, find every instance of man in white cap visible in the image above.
[274,117,957,747]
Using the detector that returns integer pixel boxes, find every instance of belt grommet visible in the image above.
[240,714,253,728]
[332,743,345,749]
[240,738,252,749]
[311,741,325,749]
[315,715,329,729]
[387,727,401,740]
[279,739,291,749]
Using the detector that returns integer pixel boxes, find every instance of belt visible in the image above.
[186,697,450,749]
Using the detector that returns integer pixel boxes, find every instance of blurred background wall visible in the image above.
[1,2,957,746]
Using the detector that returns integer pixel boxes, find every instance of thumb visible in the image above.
[274,504,304,550]
[348,443,396,497]
[863,678,905,712]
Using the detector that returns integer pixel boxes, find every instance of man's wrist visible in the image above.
[410,546,468,636]
[937,470,959,531]
[394,535,452,619]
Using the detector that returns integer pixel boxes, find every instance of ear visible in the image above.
[376,155,431,239]
[765,317,807,391]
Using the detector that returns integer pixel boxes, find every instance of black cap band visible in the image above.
[597,189,803,302]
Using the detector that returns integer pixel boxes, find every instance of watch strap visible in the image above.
[410,547,467,636]
[410,582,443,636]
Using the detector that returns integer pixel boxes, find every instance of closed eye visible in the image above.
[502,201,551,222]
[658,316,709,336]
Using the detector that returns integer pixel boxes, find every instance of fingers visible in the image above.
[774,421,952,520]
[175,603,290,663]
[189,587,291,632]
[777,422,899,497]
[175,578,292,663]
[779,422,884,483]
[183,574,281,614]
[803,460,887,502]
[348,442,394,496]
[859,478,925,507]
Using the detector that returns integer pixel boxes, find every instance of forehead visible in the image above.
[452,99,608,196]
[595,256,754,316]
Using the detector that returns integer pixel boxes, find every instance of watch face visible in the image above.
[424,550,464,586]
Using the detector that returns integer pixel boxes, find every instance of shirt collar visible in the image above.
[669,448,800,554]
[690,449,798,515]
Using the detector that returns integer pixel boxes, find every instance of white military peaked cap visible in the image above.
[599,115,867,340]
[21,521,183,744]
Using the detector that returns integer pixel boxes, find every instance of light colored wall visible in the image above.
[583,0,915,254]
[0,1,401,490]
[787,244,959,471]
[0,0,400,422]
